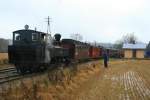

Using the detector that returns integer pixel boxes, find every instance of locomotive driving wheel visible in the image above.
[28,66,34,73]
[15,64,20,73]
[15,64,27,74]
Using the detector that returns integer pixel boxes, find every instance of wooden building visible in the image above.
[122,43,146,59]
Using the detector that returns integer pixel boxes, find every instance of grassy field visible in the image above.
[68,60,150,100]
[0,59,150,100]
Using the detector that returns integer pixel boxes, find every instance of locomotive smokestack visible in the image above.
[54,33,61,42]
[24,25,29,30]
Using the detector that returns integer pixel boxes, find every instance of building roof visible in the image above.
[122,43,147,49]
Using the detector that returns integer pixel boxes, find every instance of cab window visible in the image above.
[14,33,21,41]
[41,34,46,41]
[32,33,37,41]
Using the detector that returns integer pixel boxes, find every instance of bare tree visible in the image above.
[70,33,83,41]
[114,33,138,49]
[122,33,137,44]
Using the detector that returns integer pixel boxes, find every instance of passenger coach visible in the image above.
[61,39,90,61]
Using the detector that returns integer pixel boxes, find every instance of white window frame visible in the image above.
[32,33,37,41]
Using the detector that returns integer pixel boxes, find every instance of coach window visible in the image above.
[14,33,21,41]
[32,33,37,41]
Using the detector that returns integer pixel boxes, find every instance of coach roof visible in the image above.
[13,29,46,34]
[62,39,90,46]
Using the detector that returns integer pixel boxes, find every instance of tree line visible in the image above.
[70,33,140,50]
[0,33,146,52]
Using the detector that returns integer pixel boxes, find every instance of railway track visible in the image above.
[0,64,61,85]
[0,67,21,84]
[0,59,101,85]
[0,67,16,73]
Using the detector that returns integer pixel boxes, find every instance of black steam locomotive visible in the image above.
[8,25,69,73]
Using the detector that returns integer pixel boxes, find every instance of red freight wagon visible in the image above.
[99,47,103,57]
[61,39,90,60]
[89,46,103,58]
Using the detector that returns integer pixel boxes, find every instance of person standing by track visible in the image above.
[103,51,109,68]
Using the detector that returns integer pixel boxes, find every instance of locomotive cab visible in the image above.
[13,30,53,45]
[8,26,54,73]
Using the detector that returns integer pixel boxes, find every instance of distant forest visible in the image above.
[0,38,11,53]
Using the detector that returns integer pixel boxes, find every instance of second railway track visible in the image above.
[0,67,21,84]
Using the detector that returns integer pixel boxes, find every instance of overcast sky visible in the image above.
[0,0,150,43]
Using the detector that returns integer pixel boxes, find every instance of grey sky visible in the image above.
[0,0,150,43]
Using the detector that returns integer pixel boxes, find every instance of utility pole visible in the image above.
[45,16,52,34]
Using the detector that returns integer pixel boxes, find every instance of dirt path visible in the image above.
[67,60,150,100]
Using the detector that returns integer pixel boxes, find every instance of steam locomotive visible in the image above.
[8,25,70,73]
[8,25,123,74]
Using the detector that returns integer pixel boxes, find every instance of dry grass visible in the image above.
[0,53,8,60]
[0,61,101,100]
[0,53,8,65]
[70,60,150,100]
[0,59,150,100]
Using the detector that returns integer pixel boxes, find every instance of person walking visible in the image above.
[103,51,109,68]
